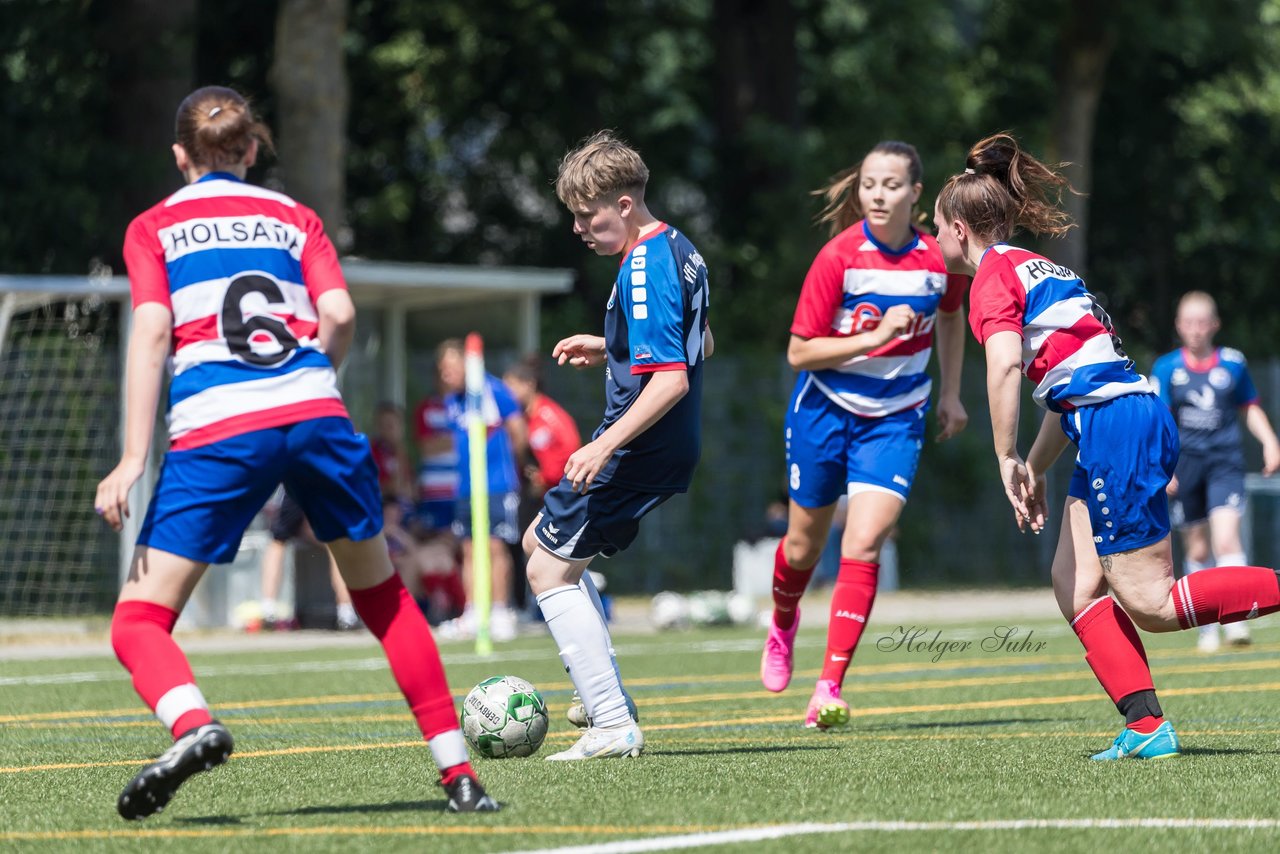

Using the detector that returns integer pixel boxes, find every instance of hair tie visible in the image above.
[963,167,975,175]
[208,107,222,118]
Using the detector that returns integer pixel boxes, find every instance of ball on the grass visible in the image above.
[460,675,549,758]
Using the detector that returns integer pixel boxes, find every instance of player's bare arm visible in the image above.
[1244,403,1280,475]
[933,307,968,441]
[95,302,172,532]
[563,369,689,493]
[553,334,607,369]
[786,303,916,372]
[316,289,356,369]
[703,325,715,359]
[984,330,1032,527]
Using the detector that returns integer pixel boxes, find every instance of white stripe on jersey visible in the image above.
[835,349,932,381]
[1025,298,1092,352]
[168,366,342,439]
[842,268,947,298]
[159,215,307,262]
[1066,377,1154,409]
[1035,335,1128,395]
[165,178,299,208]
[170,276,314,326]
[810,374,932,418]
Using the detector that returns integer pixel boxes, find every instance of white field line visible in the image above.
[501,818,1280,854]
[0,625,1083,687]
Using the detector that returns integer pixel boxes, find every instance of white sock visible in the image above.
[337,602,357,624]
[579,571,625,689]
[537,584,630,728]
[1217,552,1247,568]
[428,729,469,770]
[261,598,278,621]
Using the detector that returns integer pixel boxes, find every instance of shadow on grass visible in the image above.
[258,800,446,817]
[1176,746,1279,757]
[648,745,839,756]
[859,718,1059,731]
[174,815,244,825]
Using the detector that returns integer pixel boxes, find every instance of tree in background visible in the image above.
[271,0,350,248]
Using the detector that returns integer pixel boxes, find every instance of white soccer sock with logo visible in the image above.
[537,584,631,729]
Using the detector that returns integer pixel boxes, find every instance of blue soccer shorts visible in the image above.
[138,417,383,565]
[1168,451,1246,527]
[1064,392,1179,556]
[532,480,673,561]
[451,491,521,545]
[784,384,926,508]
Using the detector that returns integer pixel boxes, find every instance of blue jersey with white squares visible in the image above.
[1151,347,1258,455]
[595,224,709,493]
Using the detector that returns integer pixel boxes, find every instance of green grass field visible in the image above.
[4,612,1280,852]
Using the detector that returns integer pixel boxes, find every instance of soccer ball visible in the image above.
[461,675,549,758]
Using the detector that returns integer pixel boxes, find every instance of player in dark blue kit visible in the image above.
[1151,291,1280,651]
[523,131,713,760]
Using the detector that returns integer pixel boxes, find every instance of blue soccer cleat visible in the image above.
[1090,720,1180,761]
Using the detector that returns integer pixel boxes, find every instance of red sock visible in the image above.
[111,600,212,739]
[771,541,814,631]
[440,761,477,786]
[1070,597,1162,728]
[350,574,464,777]
[1173,566,1280,629]
[819,559,878,684]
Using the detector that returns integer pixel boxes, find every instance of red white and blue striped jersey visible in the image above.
[968,244,1151,413]
[123,172,349,450]
[790,221,968,417]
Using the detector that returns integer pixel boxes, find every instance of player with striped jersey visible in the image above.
[933,132,1280,760]
[95,86,496,816]
[761,141,970,729]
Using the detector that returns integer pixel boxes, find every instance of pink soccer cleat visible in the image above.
[804,679,850,729]
[760,609,800,692]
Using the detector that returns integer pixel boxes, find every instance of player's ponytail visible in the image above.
[937,132,1076,243]
[815,141,923,237]
[175,86,274,172]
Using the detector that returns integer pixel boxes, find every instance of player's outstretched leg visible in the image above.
[567,572,639,727]
[118,721,233,820]
[536,583,643,760]
[761,541,811,692]
[802,558,877,728]
[1070,597,1180,761]
[342,560,498,811]
[111,597,230,819]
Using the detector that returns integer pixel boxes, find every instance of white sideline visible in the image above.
[501,818,1280,854]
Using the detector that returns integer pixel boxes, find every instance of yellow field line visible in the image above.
[9,678,1280,775]
[10,653,1279,730]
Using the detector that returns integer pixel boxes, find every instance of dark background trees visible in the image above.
[8,0,1280,358]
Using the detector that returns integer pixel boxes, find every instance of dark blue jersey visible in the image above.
[593,224,709,493]
[1151,347,1259,456]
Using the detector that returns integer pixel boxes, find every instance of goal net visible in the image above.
[0,282,128,617]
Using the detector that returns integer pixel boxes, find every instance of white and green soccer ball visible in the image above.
[461,675,549,758]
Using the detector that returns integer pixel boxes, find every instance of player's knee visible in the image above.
[781,534,821,571]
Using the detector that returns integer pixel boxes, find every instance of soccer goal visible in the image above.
[0,275,136,617]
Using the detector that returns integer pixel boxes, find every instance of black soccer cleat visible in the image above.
[117,721,233,820]
[442,773,500,813]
